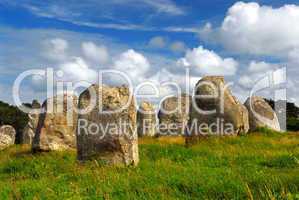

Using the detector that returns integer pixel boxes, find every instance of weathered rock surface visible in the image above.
[21,100,41,145]
[32,94,78,152]
[187,76,249,137]
[244,96,280,131]
[77,84,139,166]
[0,125,16,150]
[158,94,191,135]
[137,102,156,137]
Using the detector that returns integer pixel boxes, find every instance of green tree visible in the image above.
[0,101,29,143]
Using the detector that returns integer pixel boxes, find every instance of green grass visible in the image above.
[0,130,299,199]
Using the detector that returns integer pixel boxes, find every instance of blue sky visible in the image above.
[0,0,298,105]
[1,0,296,47]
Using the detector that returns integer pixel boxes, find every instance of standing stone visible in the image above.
[0,125,16,150]
[187,76,249,138]
[77,84,139,166]
[158,94,191,135]
[137,102,156,137]
[32,94,77,152]
[21,100,41,145]
[244,96,280,131]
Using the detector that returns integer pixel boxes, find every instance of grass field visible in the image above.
[0,129,299,199]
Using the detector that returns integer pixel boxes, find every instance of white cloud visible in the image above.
[238,75,253,89]
[43,38,68,61]
[147,68,199,98]
[2,26,297,106]
[288,48,299,64]
[200,2,299,57]
[0,26,198,105]
[170,41,186,53]
[141,0,184,15]
[164,26,200,33]
[113,49,150,82]
[148,37,187,53]
[69,20,152,31]
[248,61,279,73]
[236,61,299,105]
[60,57,97,82]
[238,61,279,89]
[196,2,299,104]
[148,36,166,48]
[81,41,109,64]
[177,46,238,76]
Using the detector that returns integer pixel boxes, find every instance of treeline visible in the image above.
[0,101,29,143]
[265,99,299,131]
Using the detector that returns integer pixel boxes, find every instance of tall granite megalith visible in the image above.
[187,76,249,139]
[137,101,156,137]
[21,100,41,145]
[32,94,77,152]
[158,94,191,135]
[77,85,139,166]
[0,125,16,150]
[244,96,280,131]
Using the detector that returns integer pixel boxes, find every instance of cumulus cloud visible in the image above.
[148,36,187,53]
[248,61,279,73]
[2,26,296,106]
[1,27,199,105]
[59,57,97,82]
[197,1,299,104]
[148,36,167,48]
[200,2,299,57]
[81,42,109,64]
[238,61,280,89]
[238,75,253,89]
[113,49,150,82]
[288,48,299,64]
[147,68,199,98]
[170,41,186,53]
[177,46,238,76]
[42,38,69,61]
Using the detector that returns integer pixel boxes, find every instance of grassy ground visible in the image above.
[0,130,299,199]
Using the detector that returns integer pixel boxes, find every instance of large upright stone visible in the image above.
[137,101,156,137]
[187,76,249,137]
[32,94,77,152]
[77,85,139,166]
[0,125,16,150]
[244,96,280,131]
[21,100,41,145]
[158,94,191,135]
